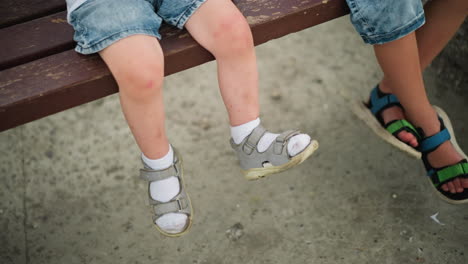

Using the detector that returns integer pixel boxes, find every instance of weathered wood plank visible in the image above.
[0,0,65,28]
[0,0,348,71]
[0,0,349,131]
[0,12,73,71]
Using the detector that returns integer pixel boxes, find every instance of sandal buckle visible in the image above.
[274,142,284,155]
[176,199,183,211]
[275,137,284,144]
[243,141,255,154]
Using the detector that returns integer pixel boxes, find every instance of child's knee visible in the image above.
[210,14,253,57]
[119,63,164,99]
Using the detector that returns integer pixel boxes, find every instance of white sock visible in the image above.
[142,145,188,233]
[231,118,261,144]
[231,119,311,156]
[286,134,311,156]
[142,145,174,173]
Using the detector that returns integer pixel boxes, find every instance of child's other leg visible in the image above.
[378,0,468,146]
[373,32,467,194]
[184,0,316,178]
[100,35,168,158]
[99,35,188,233]
[416,0,468,70]
[185,0,259,126]
[376,0,468,194]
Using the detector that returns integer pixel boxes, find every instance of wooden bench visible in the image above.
[0,0,349,132]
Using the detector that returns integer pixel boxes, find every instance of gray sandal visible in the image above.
[139,149,193,237]
[230,125,319,180]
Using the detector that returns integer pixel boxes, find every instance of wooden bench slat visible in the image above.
[0,11,200,71]
[0,0,65,28]
[0,0,349,132]
[0,12,74,71]
[0,0,349,71]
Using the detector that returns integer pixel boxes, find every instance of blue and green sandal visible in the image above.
[420,106,468,204]
[353,85,421,158]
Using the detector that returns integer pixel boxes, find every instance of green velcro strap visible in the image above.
[386,119,418,136]
[436,163,468,184]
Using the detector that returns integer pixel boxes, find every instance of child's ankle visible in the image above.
[230,118,260,144]
[142,144,173,170]
[408,109,440,137]
[378,79,392,94]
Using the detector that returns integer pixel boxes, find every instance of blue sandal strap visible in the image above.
[369,86,400,115]
[419,128,451,153]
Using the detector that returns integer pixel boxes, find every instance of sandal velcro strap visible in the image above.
[153,198,188,216]
[428,161,468,187]
[274,130,300,155]
[139,160,179,182]
[369,86,400,115]
[243,125,266,155]
[385,119,419,139]
[419,128,451,153]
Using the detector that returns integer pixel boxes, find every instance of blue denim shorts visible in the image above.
[346,0,426,45]
[69,0,207,54]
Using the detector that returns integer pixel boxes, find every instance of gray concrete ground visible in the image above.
[1,16,467,264]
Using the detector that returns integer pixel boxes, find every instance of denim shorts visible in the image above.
[69,0,207,54]
[346,0,426,45]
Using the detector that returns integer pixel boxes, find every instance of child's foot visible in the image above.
[383,108,467,193]
[230,118,318,180]
[364,85,467,198]
[368,85,419,148]
[427,141,467,193]
[375,88,467,195]
[379,106,419,148]
[418,108,468,197]
[140,146,193,236]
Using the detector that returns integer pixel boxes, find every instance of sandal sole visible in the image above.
[242,139,319,180]
[426,106,468,205]
[351,100,421,159]
[153,156,194,237]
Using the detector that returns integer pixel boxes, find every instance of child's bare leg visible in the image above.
[374,32,466,193]
[184,0,315,177]
[100,35,169,159]
[416,0,468,70]
[100,35,188,233]
[378,0,467,147]
[185,0,259,126]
